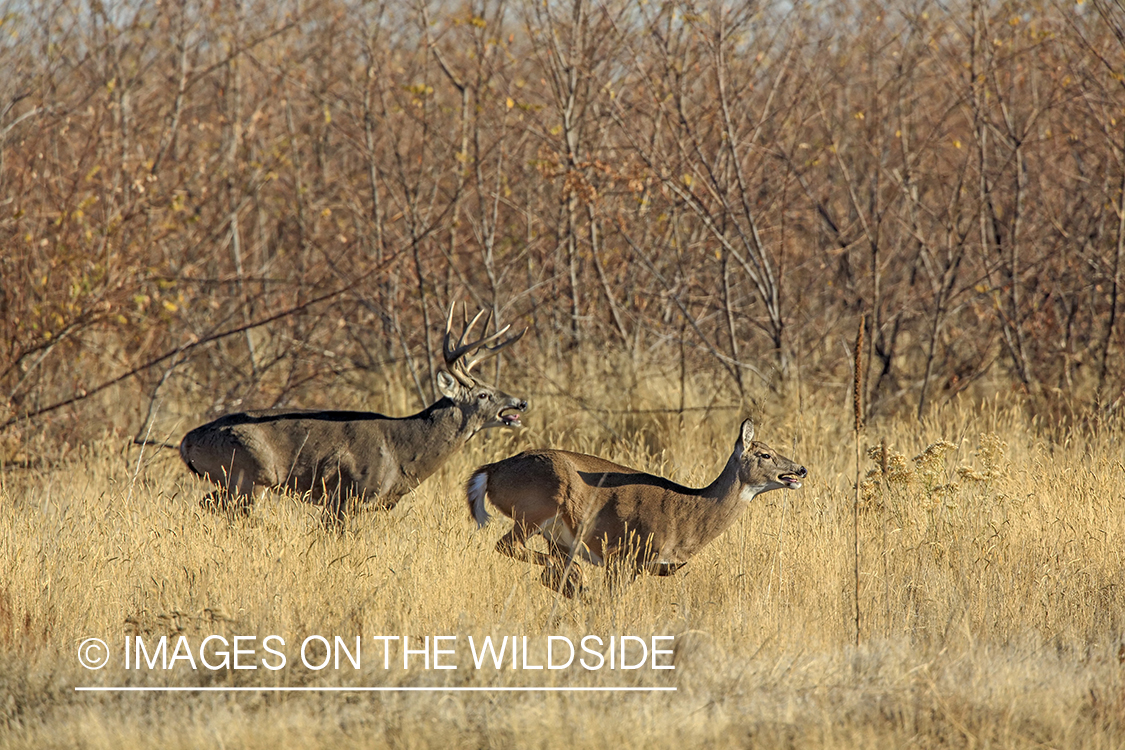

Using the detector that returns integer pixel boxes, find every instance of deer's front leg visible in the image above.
[651,562,685,577]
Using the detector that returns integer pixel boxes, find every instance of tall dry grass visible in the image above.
[1,369,1123,748]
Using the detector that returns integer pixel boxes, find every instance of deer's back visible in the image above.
[181,409,399,498]
[484,449,705,548]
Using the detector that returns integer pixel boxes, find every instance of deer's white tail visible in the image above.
[467,470,491,527]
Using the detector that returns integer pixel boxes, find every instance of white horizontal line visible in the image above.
[76,686,676,693]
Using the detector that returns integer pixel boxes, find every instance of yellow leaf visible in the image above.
[506,97,514,109]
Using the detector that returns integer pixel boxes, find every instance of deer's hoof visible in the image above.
[541,560,584,598]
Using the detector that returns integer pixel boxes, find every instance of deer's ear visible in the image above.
[740,418,755,447]
[436,371,463,400]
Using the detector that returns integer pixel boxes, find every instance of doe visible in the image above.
[467,419,806,596]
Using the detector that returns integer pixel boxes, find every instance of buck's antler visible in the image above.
[443,302,526,386]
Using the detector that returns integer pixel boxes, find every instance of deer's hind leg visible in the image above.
[494,523,581,597]
[541,548,585,599]
[201,489,254,516]
[200,465,257,517]
[495,522,551,565]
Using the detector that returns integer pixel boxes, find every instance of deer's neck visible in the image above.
[704,444,777,509]
[657,446,743,550]
[701,445,745,504]
[638,446,750,562]
[394,398,476,485]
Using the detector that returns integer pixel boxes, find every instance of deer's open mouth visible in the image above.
[778,473,803,489]
[499,408,523,427]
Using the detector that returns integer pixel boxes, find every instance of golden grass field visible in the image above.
[1,375,1124,748]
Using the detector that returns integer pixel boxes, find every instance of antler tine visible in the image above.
[444,302,456,341]
[461,325,527,374]
[441,302,526,381]
[443,303,488,366]
[460,307,491,350]
[442,302,459,362]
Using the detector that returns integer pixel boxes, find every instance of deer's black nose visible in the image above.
[797,466,808,478]
[518,400,529,411]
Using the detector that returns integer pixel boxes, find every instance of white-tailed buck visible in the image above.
[467,419,806,596]
[180,303,527,517]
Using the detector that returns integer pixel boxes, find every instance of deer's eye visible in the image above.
[758,453,772,460]
[478,392,489,400]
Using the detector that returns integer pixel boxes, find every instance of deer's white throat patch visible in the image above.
[739,483,770,503]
